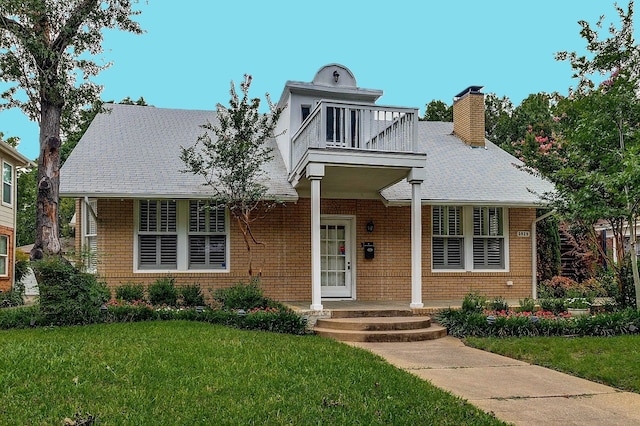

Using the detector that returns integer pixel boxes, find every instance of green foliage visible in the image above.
[536,213,561,282]
[484,92,513,143]
[115,282,145,302]
[539,298,567,314]
[33,256,110,326]
[421,99,452,122]
[16,167,36,247]
[0,286,24,308]
[517,297,537,313]
[438,308,640,338]
[148,277,178,306]
[461,292,487,313]
[488,296,509,311]
[180,75,284,277]
[179,283,205,307]
[213,280,269,310]
[0,305,39,329]
[14,249,30,284]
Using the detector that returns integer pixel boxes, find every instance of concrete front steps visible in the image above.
[314,310,447,343]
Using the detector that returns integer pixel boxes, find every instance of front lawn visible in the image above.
[0,321,504,425]
[465,335,640,393]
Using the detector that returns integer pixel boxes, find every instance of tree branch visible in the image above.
[51,0,99,53]
[0,14,31,43]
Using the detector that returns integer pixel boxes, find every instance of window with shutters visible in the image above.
[473,207,505,269]
[135,200,229,272]
[432,206,508,272]
[138,200,178,269]
[188,201,227,269]
[432,206,464,269]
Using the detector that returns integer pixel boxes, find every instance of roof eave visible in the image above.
[60,192,300,202]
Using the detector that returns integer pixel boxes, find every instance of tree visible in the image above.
[0,0,142,260]
[522,1,640,307]
[180,75,284,278]
[484,93,513,144]
[421,100,452,122]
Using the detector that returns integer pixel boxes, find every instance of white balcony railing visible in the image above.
[291,100,419,170]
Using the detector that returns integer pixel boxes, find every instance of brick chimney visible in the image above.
[453,86,485,147]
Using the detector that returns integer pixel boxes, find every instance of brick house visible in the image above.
[60,64,553,309]
[0,142,31,293]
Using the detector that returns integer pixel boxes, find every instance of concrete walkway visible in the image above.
[351,337,640,426]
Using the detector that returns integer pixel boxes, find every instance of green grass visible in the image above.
[465,335,640,393]
[0,321,504,425]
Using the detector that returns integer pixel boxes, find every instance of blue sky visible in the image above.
[1,0,635,160]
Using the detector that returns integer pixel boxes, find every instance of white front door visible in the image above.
[320,219,353,298]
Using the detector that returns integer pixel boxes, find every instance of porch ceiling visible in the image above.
[291,149,426,199]
[294,164,410,199]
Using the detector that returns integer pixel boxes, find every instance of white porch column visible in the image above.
[307,164,325,311]
[408,168,426,309]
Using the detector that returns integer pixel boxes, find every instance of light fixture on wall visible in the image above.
[333,70,340,82]
[366,220,374,233]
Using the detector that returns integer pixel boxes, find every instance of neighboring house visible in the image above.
[60,64,554,309]
[0,142,32,293]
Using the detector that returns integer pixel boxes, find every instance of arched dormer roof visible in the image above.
[311,64,357,88]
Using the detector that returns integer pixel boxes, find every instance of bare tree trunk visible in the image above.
[31,100,62,260]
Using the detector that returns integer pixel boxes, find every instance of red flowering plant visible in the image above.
[481,308,572,320]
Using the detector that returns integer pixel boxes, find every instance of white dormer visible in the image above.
[275,64,424,199]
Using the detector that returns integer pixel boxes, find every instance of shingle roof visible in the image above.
[61,105,553,206]
[60,103,299,200]
[381,121,554,206]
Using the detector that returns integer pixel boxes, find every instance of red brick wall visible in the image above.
[87,198,535,302]
[0,225,15,292]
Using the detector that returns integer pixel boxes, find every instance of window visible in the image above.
[432,206,508,271]
[0,235,7,276]
[432,206,464,269]
[301,105,311,122]
[2,162,12,205]
[472,207,505,269]
[138,200,177,269]
[188,201,227,269]
[83,199,98,272]
[136,200,228,271]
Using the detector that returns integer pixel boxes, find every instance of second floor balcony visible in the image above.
[289,100,426,198]
[292,100,422,166]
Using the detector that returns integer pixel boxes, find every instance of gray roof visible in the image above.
[60,103,299,200]
[381,121,554,206]
[61,105,553,206]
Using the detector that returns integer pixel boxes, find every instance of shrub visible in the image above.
[213,280,268,310]
[33,256,111,326]
[180,284,205,307]
[14,249,30,284]
[517,297,536,313]
[0,281,25,308]
[148,277,178,306]
[539,276,579,298]
[488,296,509,312]
[539,298,566,314]
[115,282,145,302]
[0,305,40,329]
[461,292,486,313]
[437,308,640,338]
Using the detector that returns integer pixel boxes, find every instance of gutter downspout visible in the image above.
[532,210,556,299]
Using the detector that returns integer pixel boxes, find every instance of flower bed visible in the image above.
[437,308,640,338]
